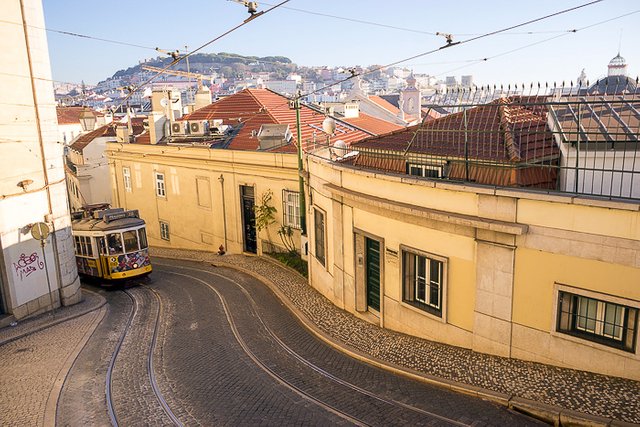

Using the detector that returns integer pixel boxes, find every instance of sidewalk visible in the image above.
[151,248,640,426]
[0,290,106,427]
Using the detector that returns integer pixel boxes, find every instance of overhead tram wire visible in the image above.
[111,0,291,114]
[231,0,605,131]
[259,1,606,37]
[433,9,640,78]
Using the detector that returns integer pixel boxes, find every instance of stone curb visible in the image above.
[150,251,636,426]
[0,289,107,347]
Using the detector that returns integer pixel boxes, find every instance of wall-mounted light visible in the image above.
[17,179,33,191]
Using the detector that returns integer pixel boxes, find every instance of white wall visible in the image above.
[0,0,81,318]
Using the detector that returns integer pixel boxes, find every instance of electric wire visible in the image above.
[111,0,291,114]
[259,1,608,37]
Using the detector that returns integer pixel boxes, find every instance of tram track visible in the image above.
[105,286,182,427]
[158,263,471,426]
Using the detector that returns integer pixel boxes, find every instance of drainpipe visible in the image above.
[294,97,307,235]
[218,174,228,251]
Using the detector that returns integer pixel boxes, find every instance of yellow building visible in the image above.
[106,88,371,255]
[306,146,640,380]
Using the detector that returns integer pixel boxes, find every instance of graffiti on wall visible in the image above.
[12,252,45,281]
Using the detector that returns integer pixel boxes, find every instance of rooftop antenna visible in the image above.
[618,29,623,55]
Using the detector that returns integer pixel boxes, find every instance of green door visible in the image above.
[366,238,380,311]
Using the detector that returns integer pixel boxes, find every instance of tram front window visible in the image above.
[107,233,123,254]
[123,230,139,253]
[138,228,148,249]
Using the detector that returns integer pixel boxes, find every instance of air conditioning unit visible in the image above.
[189,121,207,135]
[211,119,223,127]
[171,122,185,135]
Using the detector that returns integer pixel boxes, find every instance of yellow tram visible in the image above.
[71,206,152,281]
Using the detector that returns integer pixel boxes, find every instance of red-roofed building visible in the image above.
[66,117,145,210]
[177,88,371,152]
[105,88,373,257]
[56,106,108,145]
[349,96,559,189]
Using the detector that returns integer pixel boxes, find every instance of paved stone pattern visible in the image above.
[0,290,104,345]
[56,287,133,426]
[162,262,542,426]
[151,248,640,424]
[109,286,174,426]
[150,268,351,426]
[0,309,101,427]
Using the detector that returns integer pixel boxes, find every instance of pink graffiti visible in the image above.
[13,252,44,281]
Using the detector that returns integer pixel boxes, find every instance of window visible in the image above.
[282,190,301,229]
[160,221,170,241]
[73,235,94,257]
[107,233,123,254]
[138,228,148,249]
[407,163,442,178]
[402,249,446,317]
[123,167,132,192]
[155,172,166,197]
[122,230,139,253]
[314,208,325,266]
[557,291,638,352]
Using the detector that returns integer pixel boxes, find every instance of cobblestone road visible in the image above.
[151,260,543,426]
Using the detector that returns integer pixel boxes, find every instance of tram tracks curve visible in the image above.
[105,287,182,427]
[156,262,472,427]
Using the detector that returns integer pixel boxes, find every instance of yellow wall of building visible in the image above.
[514,248,640,331]
[107,144,302,255]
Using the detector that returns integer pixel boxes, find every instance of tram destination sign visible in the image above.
[103,210,139,223]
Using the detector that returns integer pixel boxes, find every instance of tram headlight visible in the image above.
[133,263,138,269]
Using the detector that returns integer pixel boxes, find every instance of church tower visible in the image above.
[399,73,420,123]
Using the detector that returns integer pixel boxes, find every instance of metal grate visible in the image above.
[316,79,640,200]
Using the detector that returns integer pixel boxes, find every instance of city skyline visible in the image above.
[43,0,639,87]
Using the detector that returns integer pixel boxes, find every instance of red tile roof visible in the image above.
[354,96,557,164]
[348,97,559,188]
[368,95,401,116]
[69,117,146,151]
[181,89,372,152]
[69,124,116,151]
[343,113,405,136]
[57,106,103,125]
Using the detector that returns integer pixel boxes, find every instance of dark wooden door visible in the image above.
[240,186,257,253]
[366,237,380,311]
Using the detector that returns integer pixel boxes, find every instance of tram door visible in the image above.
[240,186,257,254]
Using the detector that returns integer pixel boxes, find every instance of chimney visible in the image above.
[195,85,212,111]
[147,112,166,145]
[116,125,130,143]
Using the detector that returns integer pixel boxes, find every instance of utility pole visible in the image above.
[293,95,307,235]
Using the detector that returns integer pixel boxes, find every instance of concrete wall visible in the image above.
[105,143,303,255]
[307,152,640,380]
[0,0,81,319]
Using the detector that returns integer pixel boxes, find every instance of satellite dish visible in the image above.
[322,117,336,135]
[331,139,348,158]
[160,98,168,107]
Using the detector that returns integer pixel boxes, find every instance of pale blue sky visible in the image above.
[42,0,639,86]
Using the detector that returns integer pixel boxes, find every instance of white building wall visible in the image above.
[0,0,81,319]
[560,149,640,199]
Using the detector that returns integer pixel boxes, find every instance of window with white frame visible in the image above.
[155,172,166,197]
[557,290,638,352]
[407,163,442,178]
[314,208,325,266]
[282,190,301,229]
[159,221,170,241]
[402,248,446,317]
[123,167,132,192]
